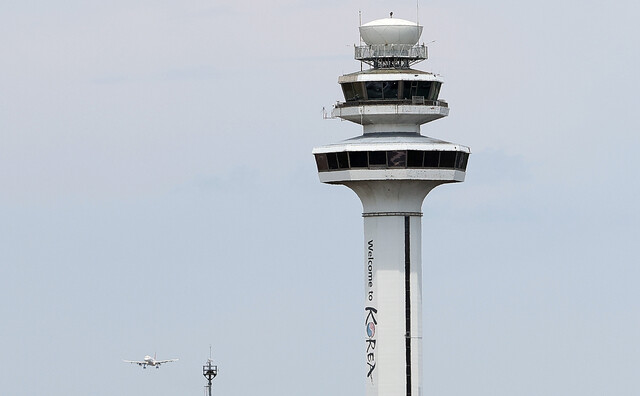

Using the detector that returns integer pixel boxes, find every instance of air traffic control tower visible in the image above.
[313,16,470,396]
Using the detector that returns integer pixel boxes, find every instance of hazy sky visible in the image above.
[1,1,639,395]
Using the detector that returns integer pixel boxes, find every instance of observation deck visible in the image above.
[331,100,449,128]
[313,133,469,184]
[332,67,448,128]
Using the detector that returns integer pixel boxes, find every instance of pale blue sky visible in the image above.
[1,1,639,395]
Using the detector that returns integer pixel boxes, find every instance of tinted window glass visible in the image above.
[337,152,349,169]
[354,83,366,100]
[440,151,456,168]
[366,81,383,99]
[387,151,407,167]
[382,81,399,99]
[430,82,441,100]
[319,150,469,172]
[368,151,387,166]
[416,81,432,98]
[315,154,329,171]
[407,151,424,167]
[401,81,432,100]
[341,83,367,101]
[455,152,464,169]
[402,81,418,99]
[327,153,339,170]
[349,151,368,168]
[341,83,356,101]
[423,151,440,167]
[460,152,469,170]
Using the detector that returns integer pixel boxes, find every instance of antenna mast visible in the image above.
[359,10,363,71]
[202,348,218,396]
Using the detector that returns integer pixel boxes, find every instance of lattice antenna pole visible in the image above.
[202,348,218,396]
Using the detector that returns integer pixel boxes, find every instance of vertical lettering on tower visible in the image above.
[365,239,377,382]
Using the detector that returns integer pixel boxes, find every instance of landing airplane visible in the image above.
[123,354,178,369]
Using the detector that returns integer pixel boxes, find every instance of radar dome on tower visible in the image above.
[359,17,423,45]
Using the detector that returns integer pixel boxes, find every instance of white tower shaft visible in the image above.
[348,181,438,396]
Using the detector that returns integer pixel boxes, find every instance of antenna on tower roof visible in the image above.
[359,10,363,71]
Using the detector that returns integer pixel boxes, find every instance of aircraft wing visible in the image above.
[123,360,146,365]
[156,359,179,364]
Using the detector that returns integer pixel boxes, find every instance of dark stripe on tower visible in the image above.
[404,216,412,396]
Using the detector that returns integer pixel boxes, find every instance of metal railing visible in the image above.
[355,44,427,67]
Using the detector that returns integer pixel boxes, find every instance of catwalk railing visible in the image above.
[355,44,428,67]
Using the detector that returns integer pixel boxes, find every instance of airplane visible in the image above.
[123,353,178,369]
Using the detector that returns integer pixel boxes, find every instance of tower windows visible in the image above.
[366,81,383,99]
[337,152,350,169]
[383,81,399,99]
[365,81,399,99]
[407,151,424,167]
[326,152,339,170]
[439,151,456,168]
[368,151,387,166]
[349,151,369,168]
[423,151,439,167]
[342,83,357,101]
[341,81,442,102]
[315,153,329,171]
[430,83,441,101]
[401,81,440,101]
[402,81,430,99]
[387,150,407,168]
[315,150,469,172]
[341,82,367,101]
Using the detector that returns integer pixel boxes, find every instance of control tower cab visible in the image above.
[314,16,469,186]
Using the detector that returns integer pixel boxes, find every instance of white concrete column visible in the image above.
[345,181,440,396]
